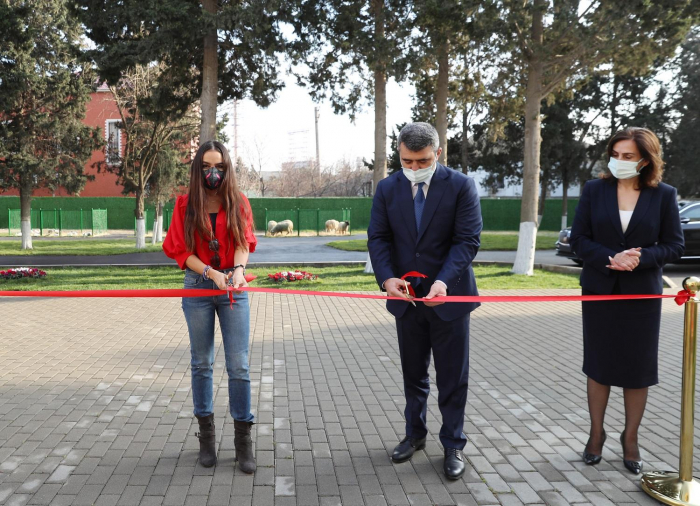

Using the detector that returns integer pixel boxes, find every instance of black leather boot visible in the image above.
[234,420,256,474]
[195,414,217,467]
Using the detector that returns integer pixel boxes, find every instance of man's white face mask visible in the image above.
[402,156,437,183]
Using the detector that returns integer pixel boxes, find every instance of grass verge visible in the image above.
[0,264,579,291]
[0,239,163,256]
[327,231,560,252]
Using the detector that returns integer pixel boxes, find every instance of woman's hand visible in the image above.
[210,269,233,290]
[607,248,641,271]
[229,268,248,294]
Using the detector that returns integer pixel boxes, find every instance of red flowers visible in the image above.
[268,270,318,283]
[0,267,47,280]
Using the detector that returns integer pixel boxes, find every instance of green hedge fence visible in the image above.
[0,196,579,232]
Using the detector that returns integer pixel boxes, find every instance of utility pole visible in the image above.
[314,106,320,173]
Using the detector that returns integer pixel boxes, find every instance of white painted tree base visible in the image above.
[151,220,158,245]
[364,252,374,274]
[156,215,163,242]
[561,216,568,230]
[511,221,537,276]
[136,218,146,249]
[21,220,33,250]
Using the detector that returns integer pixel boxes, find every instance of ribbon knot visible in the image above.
[675,289,694,306]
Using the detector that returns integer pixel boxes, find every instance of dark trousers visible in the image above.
[395,302,470,450]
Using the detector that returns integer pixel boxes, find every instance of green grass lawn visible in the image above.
[0,239,163,256]
[0,264,579,291]
[327,231,560,252]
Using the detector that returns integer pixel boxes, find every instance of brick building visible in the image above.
[3,82,125,197]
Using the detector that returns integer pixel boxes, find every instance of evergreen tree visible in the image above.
[76,0,286,142]
[288,0,412,195]
[667,29,700,197]
[0,0,103,249]
[499,0,697,274]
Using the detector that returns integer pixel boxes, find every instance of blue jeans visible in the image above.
[181,268,254,422]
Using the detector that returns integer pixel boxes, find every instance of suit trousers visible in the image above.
[395,301,470,450]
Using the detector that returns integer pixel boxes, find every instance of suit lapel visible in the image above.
[416,164,449,244]
[624,186,652,238]
[604,180,625,240]
[397,172,417,243]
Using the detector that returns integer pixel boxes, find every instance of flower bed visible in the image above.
[0,267,47,280]
[268,270,318,283]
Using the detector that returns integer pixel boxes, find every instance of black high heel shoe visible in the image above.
[582,430,606,465]
[620,430,643,475]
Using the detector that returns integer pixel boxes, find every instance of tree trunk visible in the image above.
[561,168,569,230]
[435,38,449,165]
[156,201,164,242]
[372,0,387,195]
[537,170,547,226]
[512,2,544,276]
[364,252,374,274]
[135,186,146,249]
[20,181,33,250]
[610,73,619,137]
[461,107,469,173]
[200,0,218,143]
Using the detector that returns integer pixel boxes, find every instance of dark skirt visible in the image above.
[582,283,661,389]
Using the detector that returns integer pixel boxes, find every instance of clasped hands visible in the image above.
[384,278,447,307]
[607,247,642,271]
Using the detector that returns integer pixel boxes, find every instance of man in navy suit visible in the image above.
[368,122,482,479]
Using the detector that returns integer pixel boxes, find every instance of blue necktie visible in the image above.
[414,182,425,232]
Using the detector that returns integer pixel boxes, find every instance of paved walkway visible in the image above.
[0,289,695,505]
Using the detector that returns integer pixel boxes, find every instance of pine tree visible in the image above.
[0,0,103,249]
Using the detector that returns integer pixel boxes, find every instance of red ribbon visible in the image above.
[675,290,693,306]
[0,272,693,306]
[0,287,692,304]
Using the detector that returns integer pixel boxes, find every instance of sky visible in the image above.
[220,74,416,173]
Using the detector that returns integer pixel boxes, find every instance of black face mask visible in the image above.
[203,167,223,190]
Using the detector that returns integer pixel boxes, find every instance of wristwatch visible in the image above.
[233,264,246,274]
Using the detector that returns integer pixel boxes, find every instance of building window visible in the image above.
[105,120,122,165]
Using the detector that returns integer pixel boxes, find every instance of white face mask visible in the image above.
[402,158,436,184]
[608,157,644,180]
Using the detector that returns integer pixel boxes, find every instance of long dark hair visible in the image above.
[603,127,664,189]
[184,141,250,254]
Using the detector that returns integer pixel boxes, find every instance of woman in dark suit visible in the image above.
[571,127,684,474]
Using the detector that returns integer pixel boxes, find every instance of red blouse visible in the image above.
[163,193,257,270]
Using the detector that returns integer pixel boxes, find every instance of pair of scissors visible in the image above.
[403,279,416,307]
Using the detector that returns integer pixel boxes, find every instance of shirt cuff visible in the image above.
[434,280,447,290]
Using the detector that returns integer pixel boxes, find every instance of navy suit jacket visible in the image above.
[570,178,684,294]
[367,164,482,321]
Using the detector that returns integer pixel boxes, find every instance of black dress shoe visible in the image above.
[391,436,426,463]
[582,430,606,465]
[443,448,465,480]
[620,430,643,475]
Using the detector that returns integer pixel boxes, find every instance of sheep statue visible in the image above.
[267,220,277,236]
[270,219,294,236]
[325,219,340,233]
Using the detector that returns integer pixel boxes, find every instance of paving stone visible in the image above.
[0,292,692,506]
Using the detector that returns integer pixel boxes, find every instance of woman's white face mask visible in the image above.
[608,157,644,180]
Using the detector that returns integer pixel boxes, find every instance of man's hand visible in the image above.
[424,282,447,307]
[607,248,641,271]
[384,277,413,302]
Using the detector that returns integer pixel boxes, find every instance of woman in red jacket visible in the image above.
[163,140,258,472]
